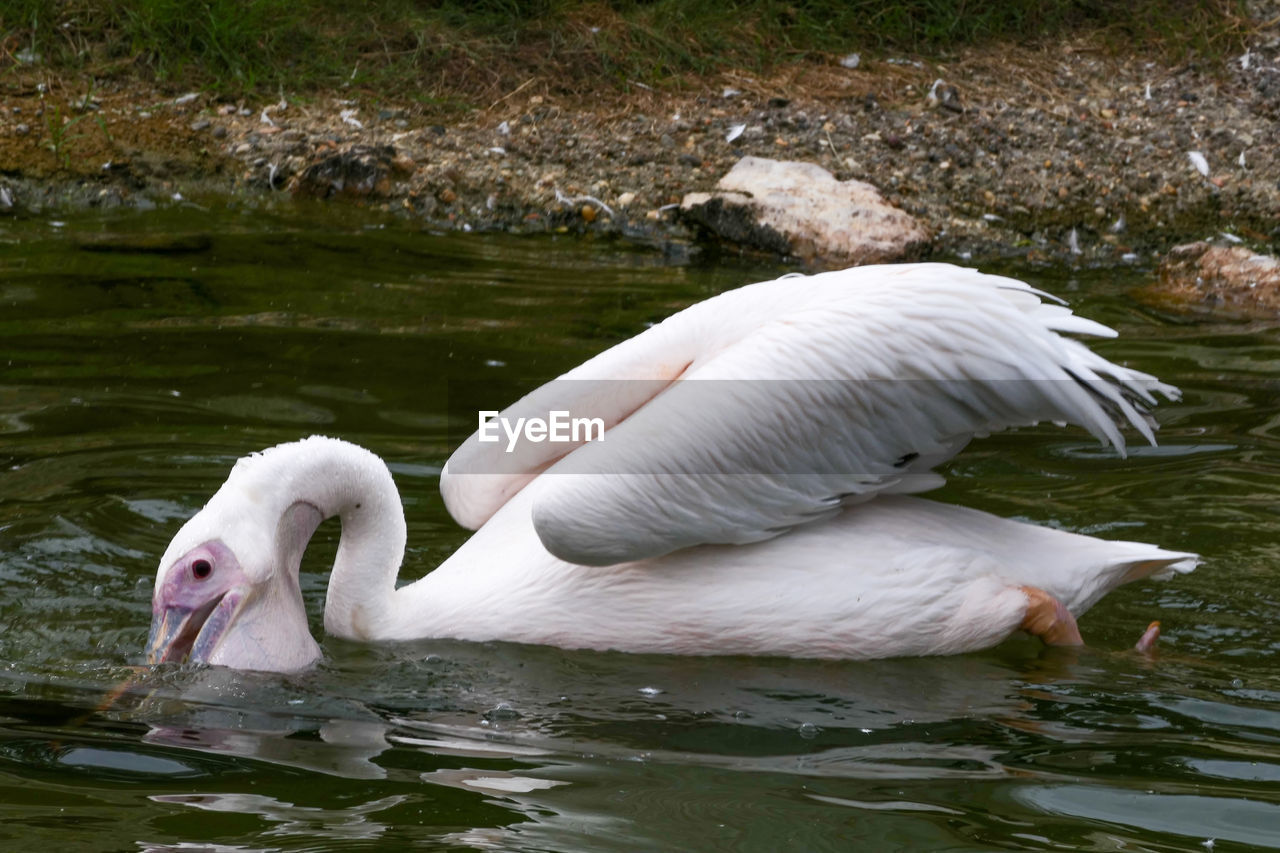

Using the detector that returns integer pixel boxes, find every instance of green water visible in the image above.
[0,206,1277,852]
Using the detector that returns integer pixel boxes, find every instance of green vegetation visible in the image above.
[1,0,1251,101]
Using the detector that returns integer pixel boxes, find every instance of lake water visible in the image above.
[1,205,1277,851]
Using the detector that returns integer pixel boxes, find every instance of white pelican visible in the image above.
[146,263,1197,672]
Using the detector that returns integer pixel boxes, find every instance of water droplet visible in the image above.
[638,686,663,696]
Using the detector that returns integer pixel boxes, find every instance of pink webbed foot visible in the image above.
[1019,586,1084,647]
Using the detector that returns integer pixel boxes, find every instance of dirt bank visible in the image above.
[2,23,1278,265]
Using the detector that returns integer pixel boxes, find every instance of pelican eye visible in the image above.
[191,559,213,580]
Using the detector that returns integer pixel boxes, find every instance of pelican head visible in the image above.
[146,456,327,671]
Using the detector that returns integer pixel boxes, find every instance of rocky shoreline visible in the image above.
[2,21,1278,270]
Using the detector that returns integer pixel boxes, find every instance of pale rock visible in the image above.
[680,156,928,264]
[1152,242,1280,315]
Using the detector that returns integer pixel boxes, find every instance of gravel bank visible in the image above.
[3,20,1278,266]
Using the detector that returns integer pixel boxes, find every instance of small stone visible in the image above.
[659,133,675,148]
[212,126,228,139]
[391,154,416,174]
[190,119,211,131]
[438,187,457,203]
[937,85,963,113]
[14,123,29,136]
[580,204,597,222]
[617,191,636,207]
[292,145,397,199]
[678,153,702,167]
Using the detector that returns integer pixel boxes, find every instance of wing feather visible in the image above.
[442,263,1176,566]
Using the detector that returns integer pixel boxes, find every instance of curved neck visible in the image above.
[230,437,408,640]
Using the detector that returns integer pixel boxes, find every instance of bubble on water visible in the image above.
[483,702,521,723]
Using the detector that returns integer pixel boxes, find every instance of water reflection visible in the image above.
[67,635,1276,851]
[151,792,409,843]
[144,719,390,781]
[1015,785,1280,848]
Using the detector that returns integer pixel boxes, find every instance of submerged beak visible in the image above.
[149,532,322,672]
[146,588,247,665]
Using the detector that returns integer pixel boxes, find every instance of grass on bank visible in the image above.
[0,0,1253,103]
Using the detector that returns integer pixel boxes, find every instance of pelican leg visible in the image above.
[1019,585,1084,646]
[1134,620,1161,653]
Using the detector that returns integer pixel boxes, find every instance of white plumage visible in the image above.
[148,263,1197,672]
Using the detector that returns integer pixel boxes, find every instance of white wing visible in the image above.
[442,263,1176,566]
